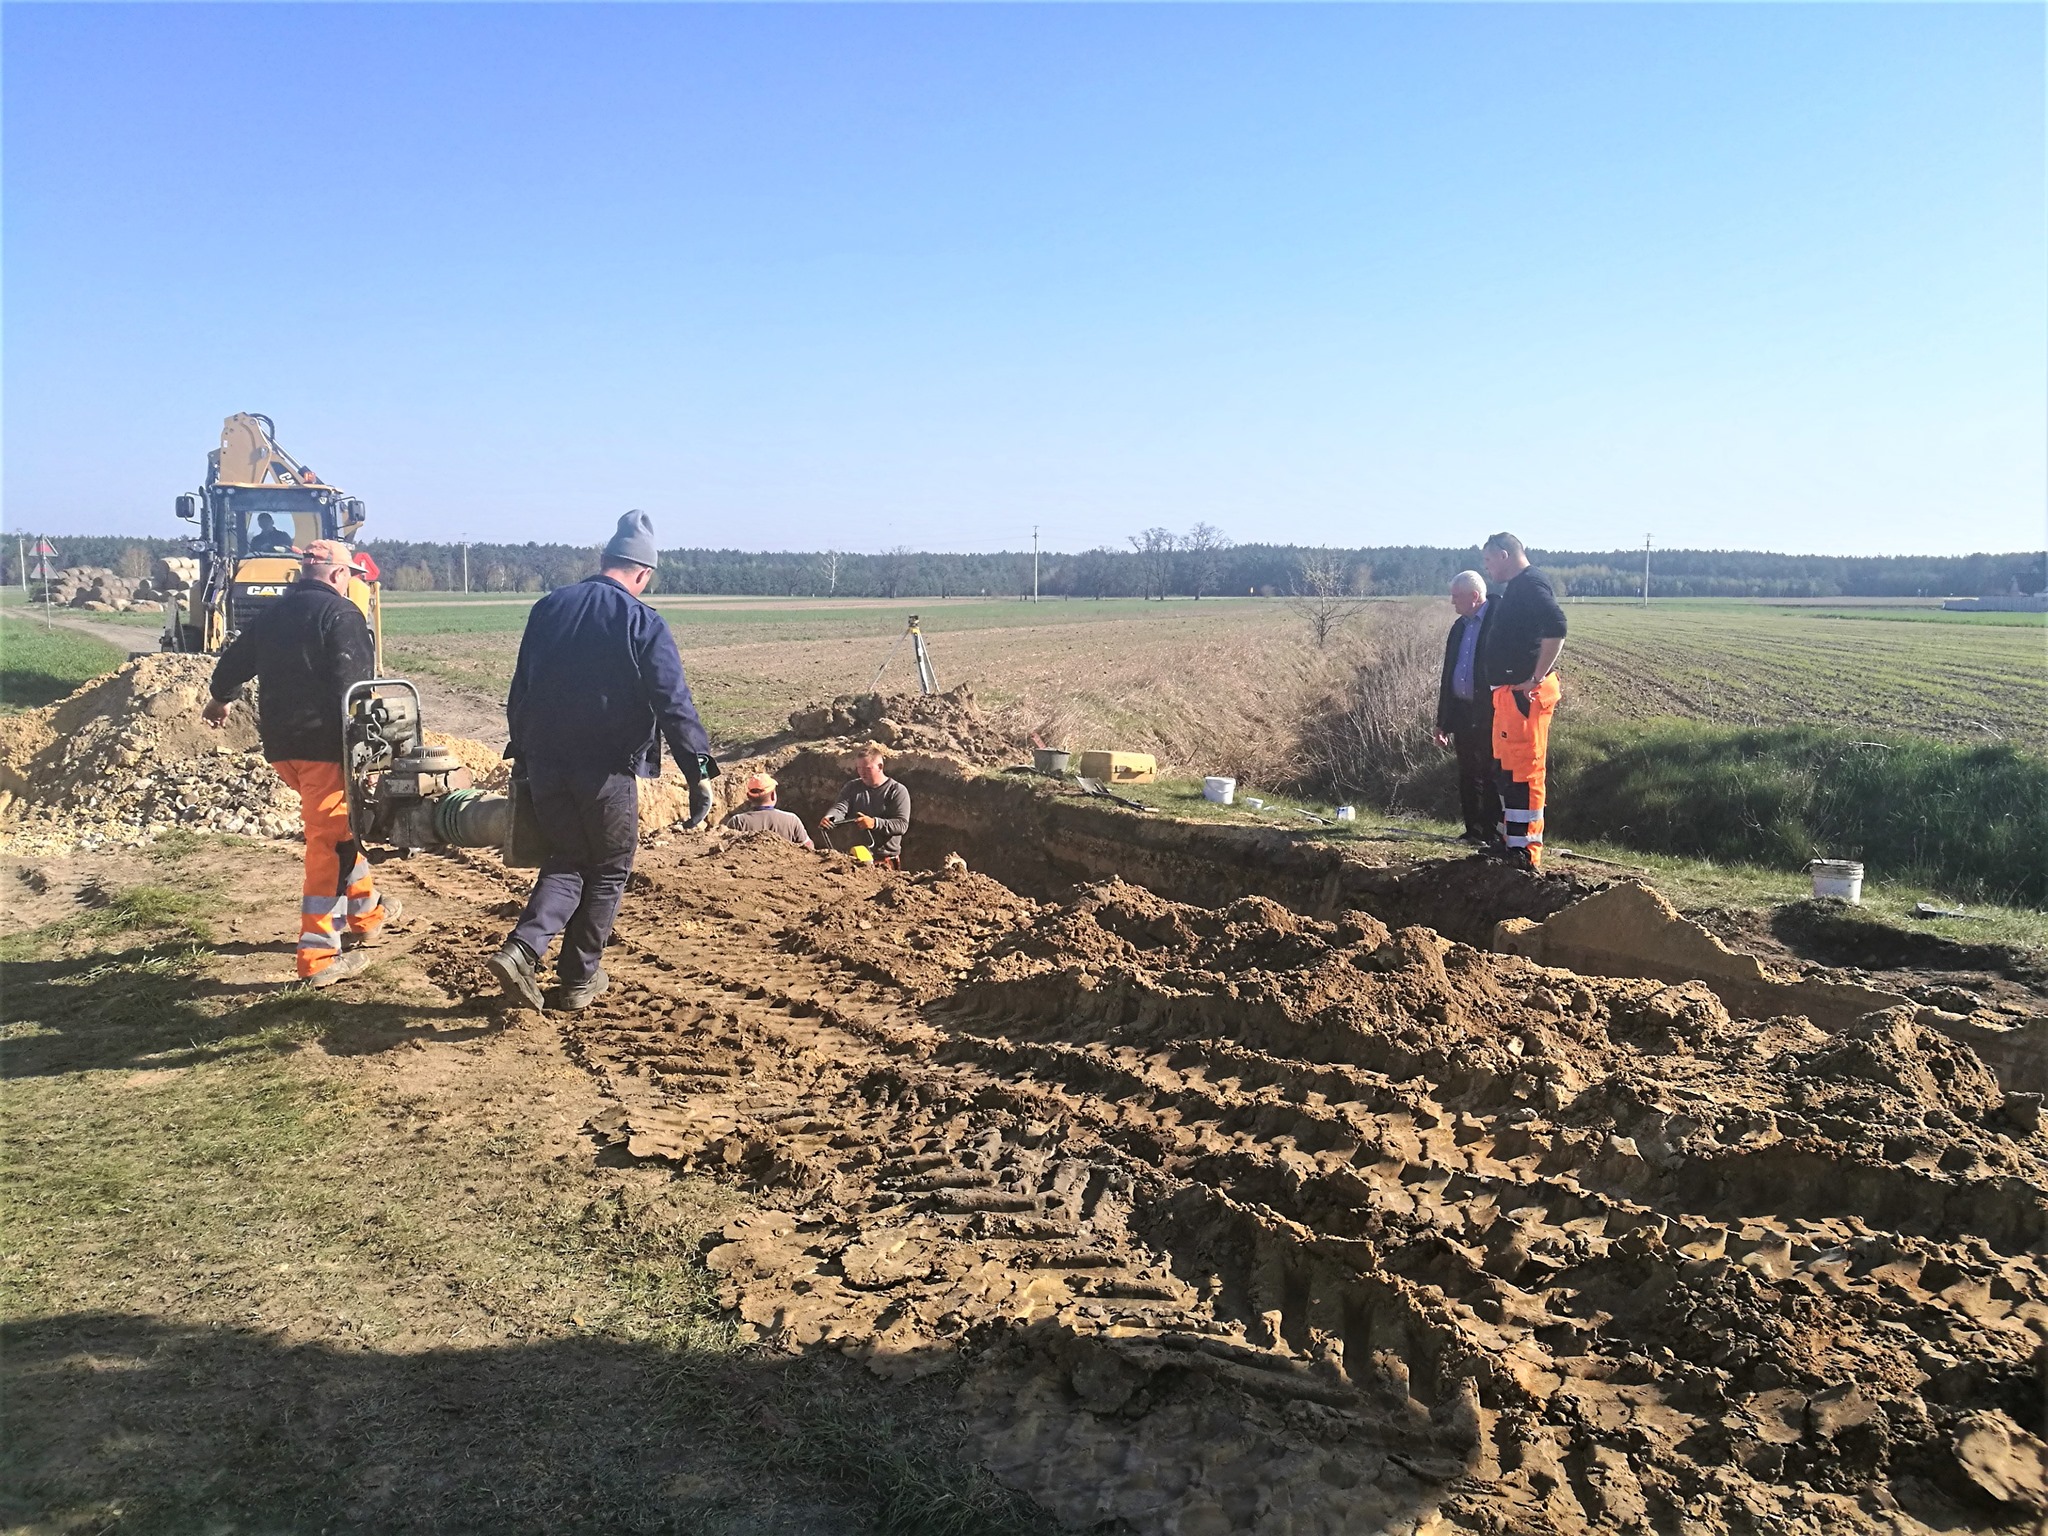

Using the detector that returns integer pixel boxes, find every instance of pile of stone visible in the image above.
[0,654,299,854]
[785,684,1019,760]
[26,564,166,613]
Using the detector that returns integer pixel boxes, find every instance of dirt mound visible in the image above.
[410,830,2048,1536]
[785,684,1019,760]
[0,655,514,856]
[0,654,298,851]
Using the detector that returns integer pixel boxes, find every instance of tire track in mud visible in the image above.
[402,838,2048,1536]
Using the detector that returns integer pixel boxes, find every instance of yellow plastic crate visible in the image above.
[1076,750,1156,784]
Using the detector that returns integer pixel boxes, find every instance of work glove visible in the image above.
[692,753,721,782]
[685,779,714,831]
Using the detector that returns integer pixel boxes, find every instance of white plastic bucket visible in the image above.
[1203,776,1236,806]
[1334,805,1356,822]
[1809,859,1864,904]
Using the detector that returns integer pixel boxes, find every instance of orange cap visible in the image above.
[743,772,777,800]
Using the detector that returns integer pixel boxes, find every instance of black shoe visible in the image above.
[488,941,547,1012]
[552,968,610,1012]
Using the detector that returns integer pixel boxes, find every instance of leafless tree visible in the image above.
[820,549,839,596]
[1182,523,1231,599]
[879,545,914,599]
[1128,527,1178,600]
[1288,549,1362,649]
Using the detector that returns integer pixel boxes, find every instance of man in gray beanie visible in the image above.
[488,510,718,1013]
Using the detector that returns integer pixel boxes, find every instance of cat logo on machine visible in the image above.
[238,584,290,599]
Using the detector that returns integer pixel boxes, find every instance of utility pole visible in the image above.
[461,541,470,594]
[1032,526,1040,602]
[16,536,24,595]
[1643,535,1652,608]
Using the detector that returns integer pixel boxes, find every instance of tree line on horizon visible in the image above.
[8,531,2043,601]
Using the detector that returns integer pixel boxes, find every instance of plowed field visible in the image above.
[393,811,2048,1536]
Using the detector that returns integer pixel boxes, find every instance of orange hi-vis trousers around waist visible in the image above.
[1490,673,1561,868]
[272,759,388,979]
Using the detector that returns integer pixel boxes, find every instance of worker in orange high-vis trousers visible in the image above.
[1476,532,1568,870]
[203,540,401,985]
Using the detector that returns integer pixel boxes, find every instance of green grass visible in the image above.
[1545,721,2046,906]
[1562,601,2046,745]
[1569,596,2042,625]
[381,593,1224,638]
[0,611,127,710]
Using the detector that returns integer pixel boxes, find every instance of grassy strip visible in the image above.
[1315,716,2045,908]
[0,612,128,711]
[1545,721,2046,906]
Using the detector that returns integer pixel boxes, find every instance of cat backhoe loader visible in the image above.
[161,413,381,665]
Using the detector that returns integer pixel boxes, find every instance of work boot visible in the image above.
[488,940,547,1012]
[346,896,404,947]
[307,948,374,990]
[552,968,610,1012]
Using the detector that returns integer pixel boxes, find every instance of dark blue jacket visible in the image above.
[505,574,711,777]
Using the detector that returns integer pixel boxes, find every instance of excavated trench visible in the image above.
[767,750,1586,946]
[402,755,2048,1536]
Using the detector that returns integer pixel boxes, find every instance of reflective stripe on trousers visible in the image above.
[1490,675,1561,868]
[272,759,386,977]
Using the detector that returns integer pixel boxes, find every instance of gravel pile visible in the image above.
[0,654,518,857]
[0,655,299,853]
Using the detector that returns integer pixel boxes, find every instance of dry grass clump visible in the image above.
[1286,599,1448,811]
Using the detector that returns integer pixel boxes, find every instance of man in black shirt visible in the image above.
[203,540,399,986]
[1476,532,1567,870]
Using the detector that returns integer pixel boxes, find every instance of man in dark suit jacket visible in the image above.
[1433,570,1501,845]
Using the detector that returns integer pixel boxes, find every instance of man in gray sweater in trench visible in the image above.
[816,743,912,868]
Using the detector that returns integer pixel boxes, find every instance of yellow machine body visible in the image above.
[163,414,379,668]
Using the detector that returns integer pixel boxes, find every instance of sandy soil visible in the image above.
[373,814,2048,1536]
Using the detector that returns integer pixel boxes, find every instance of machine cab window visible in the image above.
[244,510,307,555]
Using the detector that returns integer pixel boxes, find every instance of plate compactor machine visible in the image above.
[343,680,543,866]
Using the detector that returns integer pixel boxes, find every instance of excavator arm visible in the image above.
[214,413,321,490]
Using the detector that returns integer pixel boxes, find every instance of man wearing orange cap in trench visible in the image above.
[202,539,401,986]
[721,773,813,848]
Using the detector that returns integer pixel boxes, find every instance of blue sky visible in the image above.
[4,3,2042,555]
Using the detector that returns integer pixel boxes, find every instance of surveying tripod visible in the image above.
[869,614,939,694]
